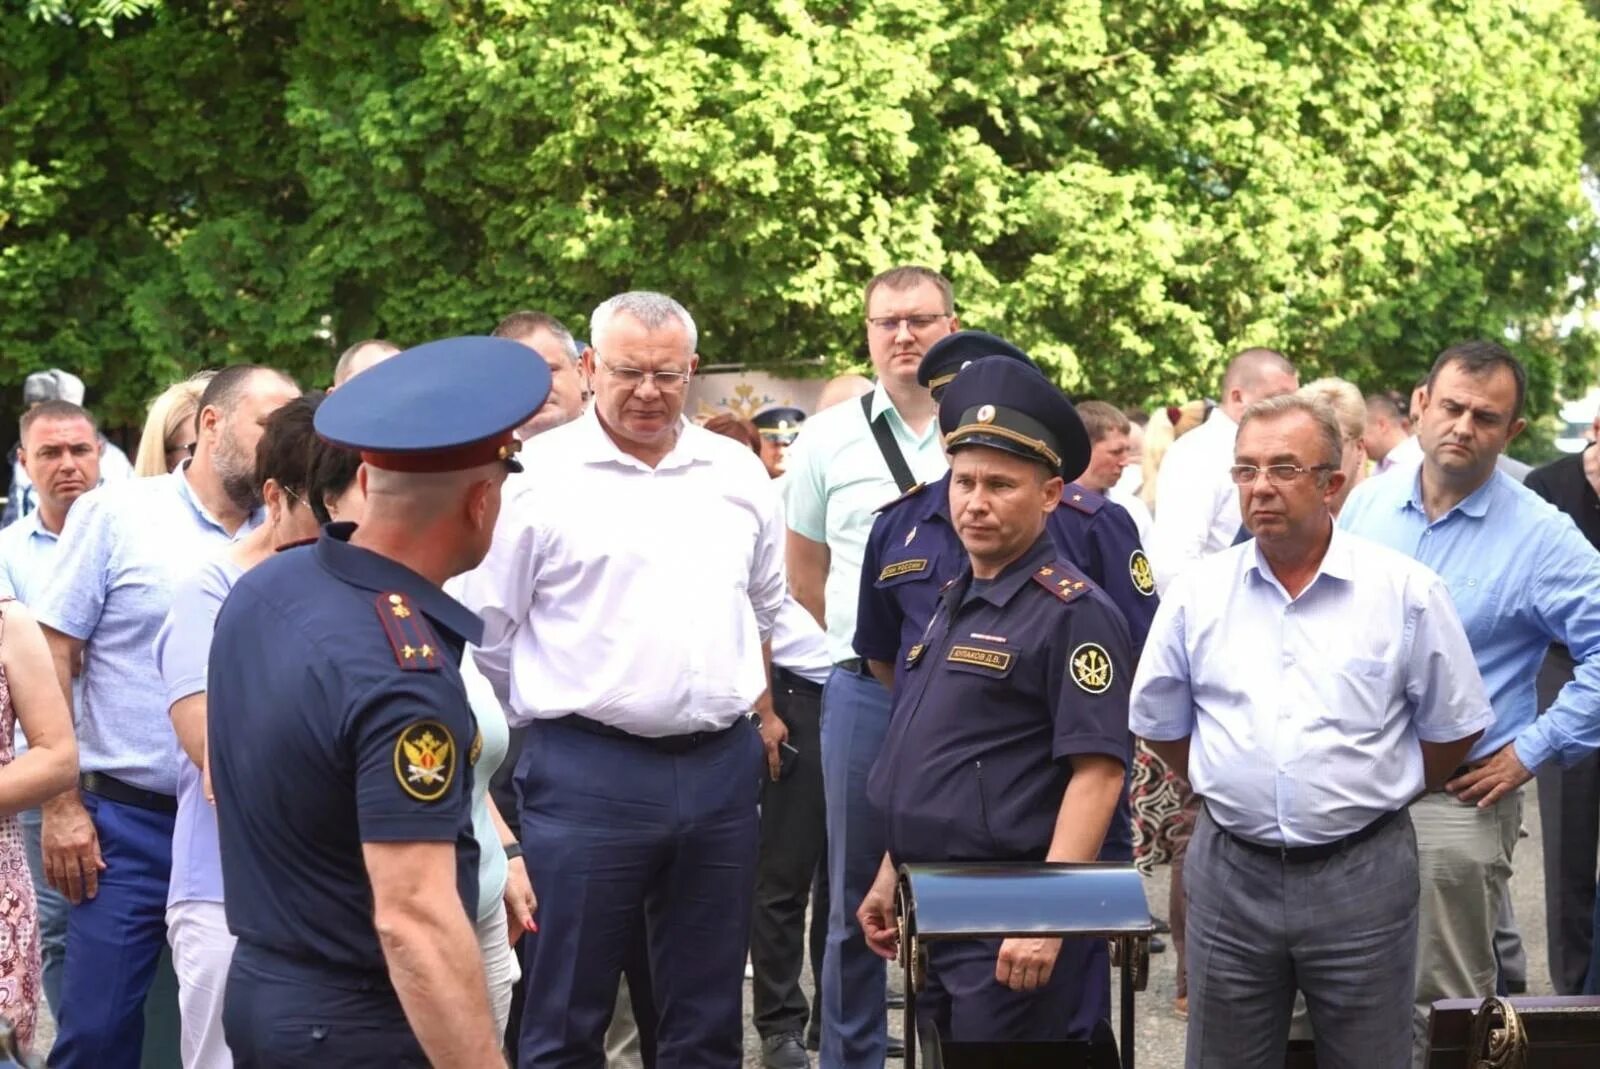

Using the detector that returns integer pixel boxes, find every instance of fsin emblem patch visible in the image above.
[1129,550,1156,597]
[1071,643,1113,694]
[395,721,456,801]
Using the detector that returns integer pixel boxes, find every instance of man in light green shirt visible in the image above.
[782,265,955,1069]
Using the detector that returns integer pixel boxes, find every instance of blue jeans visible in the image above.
[48,792,174,1069]
[18,808,67,1016]
[819,667,892,1069]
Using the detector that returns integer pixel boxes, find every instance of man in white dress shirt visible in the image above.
[459,291,787,1069]
[1146,348,1298,592]
[1131,394,1491,1068]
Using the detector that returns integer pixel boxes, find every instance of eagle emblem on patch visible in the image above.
[395,721,456,801]
[468,731,483,767]
[1129,550,1156,596]
[1070,643,1114,694]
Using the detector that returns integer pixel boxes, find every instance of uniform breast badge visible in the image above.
[395,720,456,801]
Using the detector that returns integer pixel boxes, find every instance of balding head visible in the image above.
[1220,347,1298,421]
[333,339,402,387]
[816,374,874,412]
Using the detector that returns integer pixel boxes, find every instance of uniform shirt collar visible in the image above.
[314,523,484,646]
[919,470,954,524]
[957,533,1057,609]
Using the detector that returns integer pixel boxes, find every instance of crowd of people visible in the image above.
[0,264,1596,1069]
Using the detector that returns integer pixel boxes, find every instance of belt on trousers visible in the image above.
[1210,804,1401,864]
[80,772,177,815]
[772,666,825,697]
[833,657,874,678]
[552,714,744,755]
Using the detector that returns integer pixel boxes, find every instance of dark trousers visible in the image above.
[918,936,1110,1043]
[1535,645,1600,994]
[515,716,762,1069]
[751,669,829,1040]
[49,792,173,1069]
[224,944,426,1067]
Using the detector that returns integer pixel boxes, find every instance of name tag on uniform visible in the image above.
[880,558,929,581]
[946,646,1013,672]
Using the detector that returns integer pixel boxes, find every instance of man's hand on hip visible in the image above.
[1446,743,1532,808]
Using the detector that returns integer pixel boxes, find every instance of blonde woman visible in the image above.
[1297,377,1367,514]
[132,373,216,477]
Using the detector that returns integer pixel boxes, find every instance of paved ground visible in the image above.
[26,791,1559,1066]
[741,789,1558,1067]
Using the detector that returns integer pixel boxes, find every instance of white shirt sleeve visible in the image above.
[748,474,787,643]
[455,487,542,707]
[1128,581,1196,741]
[1403,572,1494,744]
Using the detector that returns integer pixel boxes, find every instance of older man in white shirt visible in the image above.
[458,291,787,1069]
[1131,394,1491,1069]
[1146,348,1298,591]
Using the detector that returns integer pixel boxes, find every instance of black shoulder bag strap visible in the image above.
[861,391,916,493]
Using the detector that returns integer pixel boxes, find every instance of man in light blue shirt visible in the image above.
[782,265,954,1069]
[0,399,104,1019]
[33,365,298,1069]
[1133,394,1489,1069]
[1339,340,1600,1066]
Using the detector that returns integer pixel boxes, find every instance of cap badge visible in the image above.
[976,404,996,424]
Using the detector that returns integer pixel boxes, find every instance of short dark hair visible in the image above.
[1075,401,1130,443]
[863,266,954,314]
[1123,407,1149,427]
[306,433,362,526]
[492,311,580,363]
[196,365,296,433]
[20,400,97,443]
[701,414,762,456]
[1426,341,1527,420]
[253,394,322,496]
[1364,390,1407,423]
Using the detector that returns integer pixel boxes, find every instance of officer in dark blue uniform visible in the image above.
[854,330,1148,861]
[856,333,1155,672]
[207,337,550,1068]
[857,356,1132,1045]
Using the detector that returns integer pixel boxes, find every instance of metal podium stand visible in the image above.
[895,862,1155,1069]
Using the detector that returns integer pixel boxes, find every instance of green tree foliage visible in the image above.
[3,0,1599,424]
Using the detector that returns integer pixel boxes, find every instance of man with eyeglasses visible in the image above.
[458,291,787,1068]
[1338,341,1600,1066]
[782,265,957,1068]
[1132,393,1490,1069]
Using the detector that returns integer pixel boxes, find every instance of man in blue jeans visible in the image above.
[35,366,298,1068]
[0,399,104,1015]
[782,266,957,1066]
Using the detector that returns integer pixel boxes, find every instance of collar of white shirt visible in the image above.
[571,405,717,473]
[1243,524,1355,600]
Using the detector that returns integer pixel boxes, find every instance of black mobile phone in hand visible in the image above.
[778,741,800,781]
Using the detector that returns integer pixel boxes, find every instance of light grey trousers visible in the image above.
[1184,806,1419,1069]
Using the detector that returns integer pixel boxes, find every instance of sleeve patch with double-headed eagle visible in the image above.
[394,720,456,801]
[376,592,442,671]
